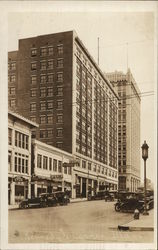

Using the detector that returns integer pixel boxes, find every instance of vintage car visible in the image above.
[114,191,154,213]
[104,191,115,202]
[19,197,47,209]
[54,191,70,205]
[46,193,58,207]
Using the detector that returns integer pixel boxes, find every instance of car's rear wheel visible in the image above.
[115,203,121,212]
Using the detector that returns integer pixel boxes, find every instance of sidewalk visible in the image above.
[70,198,87,203]
[8,204,19,210]
[9,198,88,210]
[118,209,154,231]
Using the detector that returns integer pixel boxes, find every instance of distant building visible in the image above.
[106,69,141,191]
[8,31,119,198]
[8,110,38,205]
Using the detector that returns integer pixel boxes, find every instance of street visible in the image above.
[9,200,154,243]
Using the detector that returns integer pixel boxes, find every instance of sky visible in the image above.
[7,3,157,184]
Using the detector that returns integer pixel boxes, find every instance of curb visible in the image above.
[70,199,88,204]
[118,225,154,231]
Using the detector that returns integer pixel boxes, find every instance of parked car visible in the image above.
[115,197,144,213]
[104,191,115,202]
[19,197,47,209]
[93,191,106,200]
[46,193,58,207]
[114,191,154,213]
[54,191,70,205]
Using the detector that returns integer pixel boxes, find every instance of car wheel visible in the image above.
[115,203,121,212]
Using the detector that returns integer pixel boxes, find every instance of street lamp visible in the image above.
[141,140,149,215]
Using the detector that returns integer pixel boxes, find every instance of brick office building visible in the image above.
[106,69,141,192]
[8,31,119,198]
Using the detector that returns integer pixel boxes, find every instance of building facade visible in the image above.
[31,139,73,197]
[8,31,119,198]
[8,110,38,205]
[106,69,141,191]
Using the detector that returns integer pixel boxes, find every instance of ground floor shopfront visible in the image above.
[8,176,31,205]
[71,170,118,199]
[31,175,72,197]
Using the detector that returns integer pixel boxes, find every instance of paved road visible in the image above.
[9,200,154,243]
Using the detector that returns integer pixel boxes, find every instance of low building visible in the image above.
[8,110,38,205]
[31,139,74,197]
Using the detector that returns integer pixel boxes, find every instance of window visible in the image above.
[40,75,46,84]
[48,74,54,83]
[8,151,12,171]
[57,129,63,137]
[15,156,17,172]
[48,60,54,69]
[88,162,91,171]
[30,116,36,123]
[57,72,63,82]
[10,75,16,82]
[40,130,47,138]
[30,103,36,112]
[31,48,37,57]
[37,154,42,168]
[58,161,62,173]
[57,142,63,149]
[57,45,63,55]
[43,156,48,170]
[40,61,47,70]
[40,88,46,97]
[10,99,16,108]
[47,101,53,110]
[30,89,36,97]
[15,132,29,149]
[25,158,28,174]
[53,159,57,171]
[57,115,63,123]
[48,46,54,56]
[40,47,47,57]
[49,158,52,171]
[31,75,37,85]
[57,100,63,110]
[8,128,12,145]
[64,166,67,174]
[68,167,72,175]
[31,62,37,70]
[82,160,86,169]
[40,102,46,111]
[9,62,16,70]
[47,87,53,97]
[18,155,21,172]
[57,87,63,96]
[57,59,63,68]
[40,116,46,124]
[22,158,25,173]
[47,115,53,124]
[9,87,15,95]
[47,129,53,137]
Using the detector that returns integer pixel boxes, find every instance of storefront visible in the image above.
[8,176,30,205]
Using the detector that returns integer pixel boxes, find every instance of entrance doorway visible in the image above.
[82,178,87,198]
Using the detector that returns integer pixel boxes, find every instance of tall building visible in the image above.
[8,31,119,198]
[106,69,141,192]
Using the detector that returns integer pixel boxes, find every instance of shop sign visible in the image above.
[50,174,63,179]
[13,176,24,182]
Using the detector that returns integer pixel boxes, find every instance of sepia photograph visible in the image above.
[0,1,157,250]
